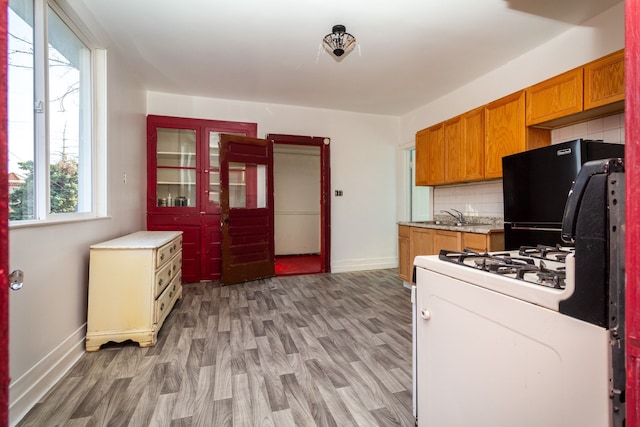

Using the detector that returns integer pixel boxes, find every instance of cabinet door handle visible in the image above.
[420,308,431,320]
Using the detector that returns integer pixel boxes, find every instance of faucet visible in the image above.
[441,209,466,224]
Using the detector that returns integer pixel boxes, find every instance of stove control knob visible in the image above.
[420,308,431,320]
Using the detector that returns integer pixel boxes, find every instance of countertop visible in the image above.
[399,216,504,234]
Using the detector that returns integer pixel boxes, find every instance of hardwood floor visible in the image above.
[18,269,414,427]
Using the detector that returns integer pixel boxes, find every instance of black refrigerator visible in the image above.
[502,139,624,250]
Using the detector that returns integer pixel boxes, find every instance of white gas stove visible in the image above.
[412,159,626,427]
[414,247,610,427]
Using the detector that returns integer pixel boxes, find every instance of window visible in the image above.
[8,0,103,223]
[408,148,432,221]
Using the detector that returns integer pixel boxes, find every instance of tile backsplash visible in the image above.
[433,113,625,219]
[551,113,625,144]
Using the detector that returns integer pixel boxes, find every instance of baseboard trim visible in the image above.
[330,257,397,273]
[9,324,86,426]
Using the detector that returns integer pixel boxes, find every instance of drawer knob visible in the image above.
[158,278,164,286]
[420,308,431,320]
[160,302,165,311]
[160,253,165,261]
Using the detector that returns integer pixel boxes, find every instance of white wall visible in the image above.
[274,145,321,255]
[146,92,401,272]
[8,45,148,425]
[399,2,625,220]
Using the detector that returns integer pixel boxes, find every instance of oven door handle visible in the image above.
[511,226,561,232]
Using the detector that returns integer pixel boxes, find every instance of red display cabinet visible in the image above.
[146,115,257,281]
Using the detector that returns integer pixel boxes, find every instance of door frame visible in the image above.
[267,134,331,273]
[1,0,9,419]
[626,0,640,423]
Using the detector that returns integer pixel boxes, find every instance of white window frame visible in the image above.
[8,0,107,228]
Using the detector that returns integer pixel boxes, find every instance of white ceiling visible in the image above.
[64,0,623,116]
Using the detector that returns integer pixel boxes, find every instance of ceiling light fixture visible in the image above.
[323,24,356,59]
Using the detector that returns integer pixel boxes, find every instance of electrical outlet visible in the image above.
[123,172,127,183]
[335,190,343,196]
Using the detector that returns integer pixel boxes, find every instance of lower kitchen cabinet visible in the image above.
[409,227,435,281]
[463,231,505,253]
[398,225,411,282]
[433,230,462,254]
[86,231,183,351]
[399,224,504,283]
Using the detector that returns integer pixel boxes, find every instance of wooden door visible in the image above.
[220,134,275,285]
[1,0,9,419]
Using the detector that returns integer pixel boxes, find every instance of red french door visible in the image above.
[220,134,275,285]
[1,0,9,420]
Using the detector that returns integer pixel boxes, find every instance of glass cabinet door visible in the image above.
[206,131,221,210]
[155,127,197,208]
[205,130,250,213]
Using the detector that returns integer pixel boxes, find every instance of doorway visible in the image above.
[267,134,330,276]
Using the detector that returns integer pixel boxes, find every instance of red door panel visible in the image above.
[1,0,10,419]
[626,1,640,423]
[201,214,222,280]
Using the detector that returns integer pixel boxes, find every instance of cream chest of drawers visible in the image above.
[86,231,183,351]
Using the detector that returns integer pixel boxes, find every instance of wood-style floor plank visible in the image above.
[16,269,414,427]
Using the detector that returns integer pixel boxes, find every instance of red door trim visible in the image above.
[625,1,640,423]
[267,134,331,273]
[1,0,10,420]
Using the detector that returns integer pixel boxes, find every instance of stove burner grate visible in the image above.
[519,244,573,262]
[439,248,567,289]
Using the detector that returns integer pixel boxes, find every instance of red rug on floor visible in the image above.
[275,254,322,276]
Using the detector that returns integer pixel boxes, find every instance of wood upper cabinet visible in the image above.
[525,68,584,126]
[461,106,485,181]
[444,115,464,183]
[421,106,484,186]
[415,129,429,186]
[427,123,446,185]
[584,49,625,110]
[484,91,527,179]
[415,123,445,186]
